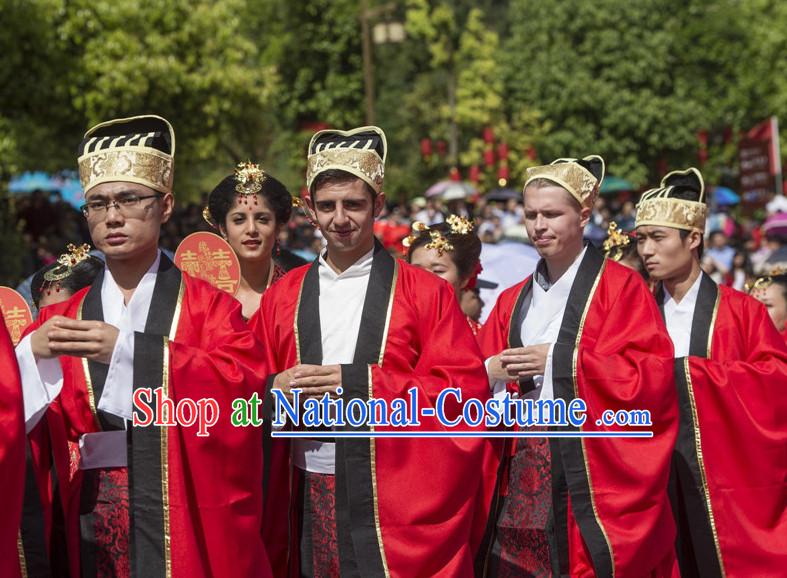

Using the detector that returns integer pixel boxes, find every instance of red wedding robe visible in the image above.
[249,244,493,578]
[22,254,271,578]
[1,315,25,577]
[477,246,679,578]
[662,274,787,577]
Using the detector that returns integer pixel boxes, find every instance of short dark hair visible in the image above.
[208,172,293,230]
[31,256,103,308]
[309,169,376,201]
[406,222,482,281]
[679,229,705,260]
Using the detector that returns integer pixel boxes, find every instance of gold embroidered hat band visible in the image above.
[306,126,387,195]
[635,167,707,233]
[78,114,175,196]
[524,155,605,210]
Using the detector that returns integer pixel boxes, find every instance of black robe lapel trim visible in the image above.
[335,241,395,578]
[129,253,183,578]
[551,244,614,578]
[670,360,724,578]
[297,260,323,365]
[688,273,718,359]
[508,278,535,395]
[669,272,723,578]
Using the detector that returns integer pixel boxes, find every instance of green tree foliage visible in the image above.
[4,0,787,203]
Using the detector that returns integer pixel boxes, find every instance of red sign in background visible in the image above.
[739,116,781,207]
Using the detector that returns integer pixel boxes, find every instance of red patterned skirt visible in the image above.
[295,468,340,578]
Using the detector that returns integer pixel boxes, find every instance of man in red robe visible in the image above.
[1,314,25,577]
[636,167,787,577]
[15,115,272,578]
[250,126,492,577]
[477,156,679,577]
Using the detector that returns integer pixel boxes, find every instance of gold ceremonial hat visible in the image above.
[635,167,707,232]
[306,126,387,195]
[78,114,175,196]
[524,155,605,210]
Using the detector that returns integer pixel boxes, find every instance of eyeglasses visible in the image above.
[80,194,161,219]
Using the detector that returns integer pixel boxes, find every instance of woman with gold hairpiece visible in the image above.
[404,214,485,335]
[748,271,787,343]
[30,244,103,310]
[603,222,647,277]
[19,244,102,574]
[204,162,293,320]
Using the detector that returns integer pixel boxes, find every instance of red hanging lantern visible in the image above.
[526,146,537,161]
[697,130,708,165]
[483,127,495,144]
[497,163,509,181]
[497,142,509,161]
[449,167,461,181]
[468,164,480,183]
[420,138,432,158]
[484,146,495,167]
[436,140,447,157]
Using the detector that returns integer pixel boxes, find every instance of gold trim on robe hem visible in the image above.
[77,298,100,425]
[294,278,306,364]
[572,260,616,577]
[682,360,726,576]
[368,365,391,578]
[168,281,185,341]
[707,290,720,359]
[17,531,28,578]
[161,278,182,578]
[369,262,397,576]
[376,261,399,367]
[161,336,172,578]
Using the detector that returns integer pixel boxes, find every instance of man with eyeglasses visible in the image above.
[15,115,272,577]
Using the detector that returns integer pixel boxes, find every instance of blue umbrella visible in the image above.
[712,186,740,206]
[8,170,84,208]
[8,171,57,193]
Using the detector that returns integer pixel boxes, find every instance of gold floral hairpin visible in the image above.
[402,215,475,256]
[446,214,474,235]
[202,206,217,229]
[602,222,631,262]
[746,266,787,293]
[42,243,92,295]
[234,161,266,205]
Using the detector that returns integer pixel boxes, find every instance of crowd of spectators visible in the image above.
[12,185,787,293]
